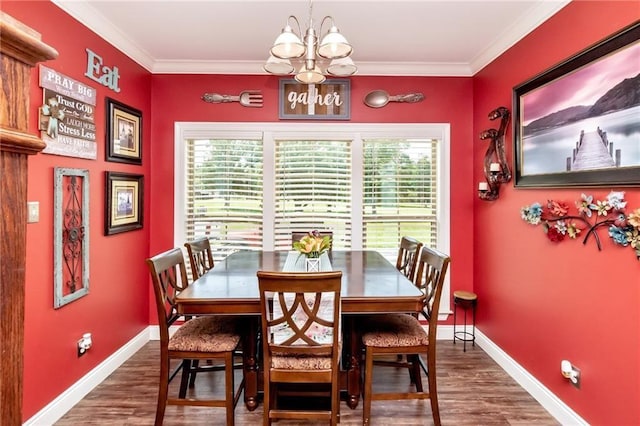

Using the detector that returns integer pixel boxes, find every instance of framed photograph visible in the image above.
[105,171,143,235]
[106,98,142,164]
[513,22,639,187]
[279,79,350,120]
[54,168,90,308]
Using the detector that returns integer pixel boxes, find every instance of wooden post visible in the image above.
[0,12,57,425]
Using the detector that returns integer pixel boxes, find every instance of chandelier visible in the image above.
[263,1,357,84]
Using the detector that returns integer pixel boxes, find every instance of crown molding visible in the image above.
[53,0,569,77]
[470,0,571,74]
[52,0,155,71]
[151,59,474,76]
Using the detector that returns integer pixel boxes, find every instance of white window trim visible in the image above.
[174,122,451,318]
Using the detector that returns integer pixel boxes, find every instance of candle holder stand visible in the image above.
[478,106,511,201]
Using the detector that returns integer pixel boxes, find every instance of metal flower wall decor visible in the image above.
[520,191,640,261]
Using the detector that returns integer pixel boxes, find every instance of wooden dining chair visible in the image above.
[396,236,423,282]
[360,246,451,426]
[184,236,244,382]
[374,236,423,367]
[146,248,246,426]
[184,236,214,280]
[257,270,343,426]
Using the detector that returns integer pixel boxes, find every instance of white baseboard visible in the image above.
[475,328,588,426]
[148,324,179,340]
[24,328,151,426]
[24,324,586,426]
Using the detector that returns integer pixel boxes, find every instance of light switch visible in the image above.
[27,201,39,223]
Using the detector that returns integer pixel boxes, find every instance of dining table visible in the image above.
[175,249,425,411]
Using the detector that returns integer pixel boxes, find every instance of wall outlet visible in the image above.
[570,365,581,389]
[77,333,92,357]
[561,359,580,389]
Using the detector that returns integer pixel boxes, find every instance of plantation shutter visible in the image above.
[362,138,439,259]
[273,139,352,251]
[184,138,263,261]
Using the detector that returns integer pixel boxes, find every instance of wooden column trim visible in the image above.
[0,11,58,425]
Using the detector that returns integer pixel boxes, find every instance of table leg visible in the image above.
[345,315,361,409]
[243,316,259,411]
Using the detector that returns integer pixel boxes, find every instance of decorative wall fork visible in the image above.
[201,90,263,107]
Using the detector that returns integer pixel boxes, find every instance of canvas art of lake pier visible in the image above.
[567,127,619,171]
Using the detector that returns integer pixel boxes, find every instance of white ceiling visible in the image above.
[53,0,570,76]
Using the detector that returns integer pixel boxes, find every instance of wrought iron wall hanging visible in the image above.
[54,167,90,308]
[478,106,511,201]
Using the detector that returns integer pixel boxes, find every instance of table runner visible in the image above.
[282,251,332,272]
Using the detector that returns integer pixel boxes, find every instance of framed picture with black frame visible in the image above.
[105,98,142,164]
[105,171,143,235]
[513,21,639,188]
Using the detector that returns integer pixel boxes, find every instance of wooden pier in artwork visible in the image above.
[567,127,620,171]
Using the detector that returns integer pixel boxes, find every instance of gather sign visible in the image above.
[279,79,351,120]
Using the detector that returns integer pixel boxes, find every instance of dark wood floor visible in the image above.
[55,340,559,425]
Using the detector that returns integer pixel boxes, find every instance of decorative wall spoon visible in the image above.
[363,90,425,108]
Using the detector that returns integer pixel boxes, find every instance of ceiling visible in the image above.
[53,0,570,77]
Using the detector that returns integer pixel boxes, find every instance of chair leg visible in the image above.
[408,354,423,392]
[263,371,271,426]
[427,353,441,426]
[453,303,457,345]
[225,352,235,426]
[155,353,169,426]
[417,354,429,378]
[178,359,191,398]
[189,360,199,387]
[363,347,374,426]
[331,374,340,426]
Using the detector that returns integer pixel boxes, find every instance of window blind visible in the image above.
[184,138,263,261]
[363,138,438,259]
[273,139,352,251]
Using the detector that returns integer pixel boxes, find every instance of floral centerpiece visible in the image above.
[520,191,640,261]
[293,230,331,258]
[293,230,332,258]
[292,231,332,272]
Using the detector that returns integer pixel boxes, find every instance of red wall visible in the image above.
[5,0,639,424]
[149,75,475,322]
[473,2,639,425]
[1,1,152,421]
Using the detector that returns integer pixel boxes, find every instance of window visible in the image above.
[175,123,450,315]
[177,132,264,260]
[274,139,352,250]
[363,138,439,260]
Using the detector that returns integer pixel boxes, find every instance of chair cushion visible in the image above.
[361,314,429,347]
[168,316,241,352]
[271,354,334,370]
[270,341,342,370]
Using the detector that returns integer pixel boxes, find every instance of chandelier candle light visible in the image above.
[263,1,356,84]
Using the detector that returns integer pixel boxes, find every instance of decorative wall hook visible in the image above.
[478,106,511,201]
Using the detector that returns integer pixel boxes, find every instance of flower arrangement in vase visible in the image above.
[292,230,332,271]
